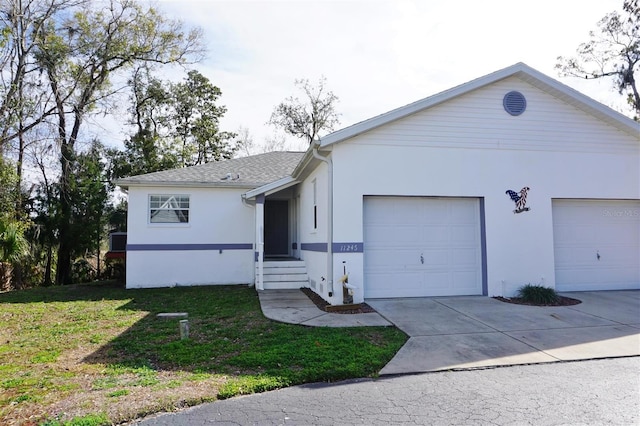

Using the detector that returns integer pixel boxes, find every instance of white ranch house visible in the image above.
[116,63,640,305]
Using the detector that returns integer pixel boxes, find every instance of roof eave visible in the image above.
[243,176,299,199]
[115,180,261,190]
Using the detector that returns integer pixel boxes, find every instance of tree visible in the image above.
[29,0,203,284]
[109,68,178,178]
[556,0,640,118]
[0,157,28,290]
[0,220,28,290]
[68,141,110,260]
[268,76,340,144]
[235,125,255,156]
[27,140,60,286]
[0,156,19,217]
[168,70,238,166]
[0,0,78,191]
[111,69,238,178]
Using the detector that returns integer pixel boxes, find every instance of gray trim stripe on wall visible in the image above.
[300,243,327,252]
[127,243,253,251]
[301,243,363,253]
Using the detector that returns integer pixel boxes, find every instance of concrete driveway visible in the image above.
[367,290,640,375]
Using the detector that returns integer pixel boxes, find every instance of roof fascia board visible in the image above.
[289,143,332,179]
[243,176,299,199]
[115,180,258,190]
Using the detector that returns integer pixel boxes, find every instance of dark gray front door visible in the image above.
[265,200,289,256]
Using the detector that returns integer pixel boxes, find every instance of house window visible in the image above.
[149,195,190,223]
[312,179,317,229]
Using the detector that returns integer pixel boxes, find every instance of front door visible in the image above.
[264,199,289,256]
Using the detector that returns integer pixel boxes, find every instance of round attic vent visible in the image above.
[503,91,527,116]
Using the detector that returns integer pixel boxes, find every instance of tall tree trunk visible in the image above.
[43,245,53,287]
[0,262,12,291]
[55,141,73,285]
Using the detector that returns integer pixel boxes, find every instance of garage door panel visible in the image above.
[420,226,449,245]
[422,272,451,292]
[555,247,599,266]
[552,199,640,292]
[451,248,480,266]
[554,225,594,245]
[451,225,479,244]
[365,272,423,298]
[558,246,638,267]
[598,223,636,240]
[452,270,482,292]
[449,199,479,221]
[556,267,639,291]
[394,207,423,224]
[365,248,419,269]
[421,249,448,266]
[420,203,449,223]
[364,196,483,298]
[365,224,421,246]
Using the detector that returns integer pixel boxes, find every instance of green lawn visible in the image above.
[0,282,407,425]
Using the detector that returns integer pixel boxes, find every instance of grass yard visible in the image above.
[0,282,407,425]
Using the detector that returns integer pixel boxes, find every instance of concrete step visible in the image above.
[262,267,308,275]
[259,260,309,290]
[263,273,309,282]
[262,260,305,268]
[262,280,309,290]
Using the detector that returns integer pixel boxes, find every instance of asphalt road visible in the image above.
[135,357,640,425]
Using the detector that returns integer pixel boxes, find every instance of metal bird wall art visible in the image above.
[505,186,531,214]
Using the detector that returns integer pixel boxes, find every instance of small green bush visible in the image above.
[517,284,559,305]
[71,259,96,283]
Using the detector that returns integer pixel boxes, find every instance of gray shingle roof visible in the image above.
[116,151,305,189]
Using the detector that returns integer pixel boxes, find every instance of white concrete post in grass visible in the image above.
[179,319,189,340]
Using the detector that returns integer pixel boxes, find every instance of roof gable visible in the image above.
[319,63,639,147]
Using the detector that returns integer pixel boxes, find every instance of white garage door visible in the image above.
[363,196,483,298]
[552,199,640,292]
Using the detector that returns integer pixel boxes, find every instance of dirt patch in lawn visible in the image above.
[300,288,376,314]
[493,296,582,306]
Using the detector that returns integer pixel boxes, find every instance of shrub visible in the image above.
[71,258,96,283]
[517,284,559,305]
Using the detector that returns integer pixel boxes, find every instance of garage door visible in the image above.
[363,196,483,298]
[552,199,640,292]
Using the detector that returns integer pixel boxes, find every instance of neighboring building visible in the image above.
[116,63,640,305]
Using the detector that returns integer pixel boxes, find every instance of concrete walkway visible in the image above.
[258,289,391,327]
[258,289,640,375]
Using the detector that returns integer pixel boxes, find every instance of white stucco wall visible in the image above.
[125,186,255,288]
[324,76,639,300]
[298,162,333,297]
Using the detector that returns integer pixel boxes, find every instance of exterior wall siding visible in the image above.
[298,162,332,298]
[328,76,639,300]
[126,186,255,288]
[351,77,636,155]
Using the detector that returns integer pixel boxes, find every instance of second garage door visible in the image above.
[552,199,640,292]
[363,196,483,298]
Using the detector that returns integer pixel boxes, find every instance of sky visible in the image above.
[95,0,628,153]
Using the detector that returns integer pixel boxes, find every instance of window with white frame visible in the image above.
[149,195,190,223]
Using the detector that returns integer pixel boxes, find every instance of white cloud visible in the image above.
[99,0,627,153]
